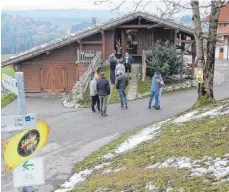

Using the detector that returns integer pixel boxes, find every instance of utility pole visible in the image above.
[15,72,34,192]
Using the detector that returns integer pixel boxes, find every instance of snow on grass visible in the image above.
[147,155,229,180]
[54,163,110,192]
[145,183,157,190]
[102,120,170,159]
[173,104,229,124]
[173,111,199,124]
[102,167,126,175]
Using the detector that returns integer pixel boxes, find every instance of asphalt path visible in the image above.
[1,60,229,192]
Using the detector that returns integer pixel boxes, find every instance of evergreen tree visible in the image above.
[146,40,182,78]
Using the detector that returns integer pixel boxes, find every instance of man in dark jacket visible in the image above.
[123,52,134,80]
[97,72,110,116]
[116,72,128,109]
[108,50,118,84]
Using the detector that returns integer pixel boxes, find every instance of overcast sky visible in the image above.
[1,0,176,12]
[2,0,210,16]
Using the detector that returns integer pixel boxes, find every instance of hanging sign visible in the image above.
[195,67,203,83]
[2,120,50,173]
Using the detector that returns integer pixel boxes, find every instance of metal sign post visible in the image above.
[15,72,35,192]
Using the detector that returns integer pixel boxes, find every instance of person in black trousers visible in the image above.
[89,73,100,112]
[108,50,118,84]
[97,72,110,116]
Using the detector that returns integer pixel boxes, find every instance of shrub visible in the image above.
[146,40,182,77]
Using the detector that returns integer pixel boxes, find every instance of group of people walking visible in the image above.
[89,50,164,117]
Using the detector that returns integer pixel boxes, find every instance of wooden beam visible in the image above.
[101,31,105,60]
[164,27,173,30]
[121,30,126,56]
[147,23,163,29]
[81,41,102,44]
[78,40,83,50]
[174,30,178,48]
[117,25,154,29]
[176,40,195,43]
[138,18,141,25]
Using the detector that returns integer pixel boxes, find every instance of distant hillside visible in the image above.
[1,13,66,54]
[1,9,124,55]
[2,9,124,31]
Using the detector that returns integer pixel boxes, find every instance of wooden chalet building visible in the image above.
[2,12,195,93]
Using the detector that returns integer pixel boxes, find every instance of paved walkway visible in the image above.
[127,64,139,101]
[1,61,229,192]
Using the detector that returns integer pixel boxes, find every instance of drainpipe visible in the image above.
[227,37,229,60]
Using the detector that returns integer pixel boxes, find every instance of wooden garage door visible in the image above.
[41,64,66,92]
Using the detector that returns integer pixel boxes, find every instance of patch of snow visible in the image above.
[94,163,110,170]
[147,155,229,180]
[209,159,229,179]
[195,105,224,119]
[173,111,199,124]
[55,169,92,192]
[173,104,229,125]
[115,121,168,154]
[103,153,114,159]
[145,183,157,190]
[102,119,170,160]
[166,187,173,192]
[102,169,112,175]
[54,163,110,192]
[190,167,208,176]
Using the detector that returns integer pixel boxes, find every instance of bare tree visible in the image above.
[94,0,229,105]
[191,1,228,103]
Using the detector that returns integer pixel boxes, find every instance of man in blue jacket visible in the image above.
[123,52,134,80]
[148,72,162,110]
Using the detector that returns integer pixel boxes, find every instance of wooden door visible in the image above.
[41,64,66,92]
[53,64,66,92]
[219,48,224,60]
[41,64,53,92]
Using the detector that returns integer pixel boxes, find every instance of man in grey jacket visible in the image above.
[90,74,100,112]
[116,72,128,109]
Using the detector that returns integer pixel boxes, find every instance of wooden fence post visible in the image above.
[142,50,146,82]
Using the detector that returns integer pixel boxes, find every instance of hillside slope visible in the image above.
[56,99,229,192]
[1,13,65,54]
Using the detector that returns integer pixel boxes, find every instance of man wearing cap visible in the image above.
[97,72,110,116]
[116,71,128,109]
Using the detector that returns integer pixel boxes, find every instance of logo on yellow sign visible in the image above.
[2,120,50,173]
[195,67,203,83]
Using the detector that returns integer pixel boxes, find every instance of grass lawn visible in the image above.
[71,99,229,192]
[1,65,16,108]
[1,93,17,108]
[1,65,15,77]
